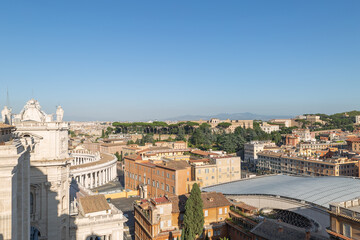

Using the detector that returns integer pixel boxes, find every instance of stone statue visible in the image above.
[56,106,64,122]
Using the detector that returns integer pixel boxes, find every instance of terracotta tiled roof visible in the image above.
[79,194,110,215]
[156,160,190,170]
[346,137,360,142]
[125,154,143,161]
[189,158,210,163]
[0,123,14,129]
[191,150,212,156]
[152,196,170,204]
[234,202,258,211]
[169,192,231,213]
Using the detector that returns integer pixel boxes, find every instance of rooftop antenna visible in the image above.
[6,87,10,107]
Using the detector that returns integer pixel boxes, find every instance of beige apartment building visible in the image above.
[257,151,359,177]
[154,141,187,149]
[194,118,253,132]
[306,115,324,124]
[299,142,347,151]
[191,156,241,187]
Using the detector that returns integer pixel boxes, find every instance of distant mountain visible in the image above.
[163,112,293,121]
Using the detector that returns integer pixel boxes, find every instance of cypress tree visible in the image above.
[183,183,204,240]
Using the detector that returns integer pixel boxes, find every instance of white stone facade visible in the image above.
[70,203,125,240]
[0,137,31,240]
[1,99,125,240]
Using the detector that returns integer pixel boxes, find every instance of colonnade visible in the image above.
[72,156,94,165]
[73,165,117,189]
[70,150,101,166]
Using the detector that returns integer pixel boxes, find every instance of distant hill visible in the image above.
[163,112,293,121]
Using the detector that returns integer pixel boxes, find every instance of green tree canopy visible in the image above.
[217,122,232,129]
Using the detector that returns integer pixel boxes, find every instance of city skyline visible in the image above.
[1,0,359,121]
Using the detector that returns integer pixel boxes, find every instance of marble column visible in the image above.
[95,172,98,187]
[90,173,93,188]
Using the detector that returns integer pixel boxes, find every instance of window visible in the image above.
[343,223,351,238]
[172,174,175,180]
[208,232,211,237]
[160,221,164,228]
[139,176,141,182]
[166,184,169,191]
[153,180,155,187]
[161,183,164,190]
[212,176,215,179]
[204,210,208,217]
[156,181,159,188]
[160,207,164,214]
[205,169,209,173]
[219,168,221,172]
[198,169,201,174]
[219,208,222,214]
[172,186,175,194]
[168,220,171,226]
[225,207,227,213]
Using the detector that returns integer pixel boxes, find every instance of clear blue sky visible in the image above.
[0,1,359,121]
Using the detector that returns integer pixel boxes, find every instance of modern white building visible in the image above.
[260,122,280,134]
[356,115,360,125]
[293,129,315,142]
[244,140,276,164]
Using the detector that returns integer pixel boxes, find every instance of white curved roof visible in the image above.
[202,175,360,208]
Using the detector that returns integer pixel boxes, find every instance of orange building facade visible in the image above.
[124,154,192,198]
[134,192,231,240]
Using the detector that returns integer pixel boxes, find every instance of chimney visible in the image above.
[305,231,311,240]
[278,226,283,233]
